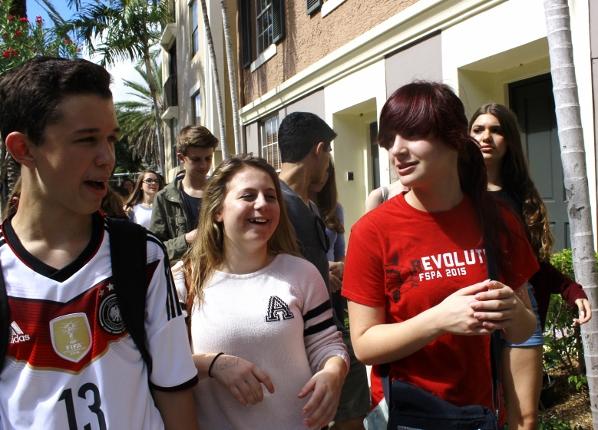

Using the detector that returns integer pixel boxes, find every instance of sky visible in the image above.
[27,0,142,102]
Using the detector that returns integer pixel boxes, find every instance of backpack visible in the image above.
[0,217,152,375]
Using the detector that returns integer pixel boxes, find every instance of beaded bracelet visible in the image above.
[208,352,225,377]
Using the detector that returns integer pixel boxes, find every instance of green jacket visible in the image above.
[149,174,194,262]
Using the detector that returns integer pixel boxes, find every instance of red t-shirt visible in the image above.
[342,193,539,410]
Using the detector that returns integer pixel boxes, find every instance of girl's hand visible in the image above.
[470,280,523,331]
[573,298,592,325]
[298,357,346,429]
[211,354,275,406]
[435,281,493,335]
[329,261,344,279]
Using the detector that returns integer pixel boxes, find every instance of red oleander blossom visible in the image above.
[1,0,78,74]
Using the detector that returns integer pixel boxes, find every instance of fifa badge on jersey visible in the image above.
[50,313,92,363]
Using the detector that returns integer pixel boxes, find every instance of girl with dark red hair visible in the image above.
[343,82,538,429]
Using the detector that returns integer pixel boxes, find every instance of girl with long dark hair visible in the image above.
[469,103,591,429]
[123,170,164,228]
[343,82,538,428]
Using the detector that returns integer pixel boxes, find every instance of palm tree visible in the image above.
[219,0,241,155]
[115,58,162,167]
[69,0,169,173]
[198,0,228,159]
[543,0,598,425]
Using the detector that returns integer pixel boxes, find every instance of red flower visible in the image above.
[14,30,22,37]
[36,16,43,25]
[7,15,14,22]
[18,17,28,23]
[2,48,18,58]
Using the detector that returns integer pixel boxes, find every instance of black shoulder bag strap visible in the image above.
[106,217,153,375]
[485,244,503,419]
[0,259,9,374]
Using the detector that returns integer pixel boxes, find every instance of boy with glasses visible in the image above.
[150,125,218,262]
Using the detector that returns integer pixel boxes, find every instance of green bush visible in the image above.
[544,249,597,388]
[550,248,598,281]
[550,249,575,279]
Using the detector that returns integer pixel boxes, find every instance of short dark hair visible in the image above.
[177,125,219,155]
[278,112,337,163]
[0,56,112,145]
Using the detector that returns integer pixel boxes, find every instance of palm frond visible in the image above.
[114,59,163,166]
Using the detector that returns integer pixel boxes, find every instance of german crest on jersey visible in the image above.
[98,286,125,335]
[50,313,92,363]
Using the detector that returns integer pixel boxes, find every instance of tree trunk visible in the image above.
[8,0,26,18]
[544,0,598,426]
[200,0,228,160]
[220,0,242,155]
[142,52,165,172]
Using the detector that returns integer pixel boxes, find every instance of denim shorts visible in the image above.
[507,283,544,347]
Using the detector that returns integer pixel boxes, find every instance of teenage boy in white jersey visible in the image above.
[0,57,199,430]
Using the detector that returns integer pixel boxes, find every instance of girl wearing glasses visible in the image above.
[124,170,164,228]
[175,156,348,430]
[343,82,538,428]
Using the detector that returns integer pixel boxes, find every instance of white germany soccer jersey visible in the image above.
[0,214,198,430]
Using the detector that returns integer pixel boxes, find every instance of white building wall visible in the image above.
[324,60,388,232]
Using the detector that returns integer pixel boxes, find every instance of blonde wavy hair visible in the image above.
[182,155,299,311]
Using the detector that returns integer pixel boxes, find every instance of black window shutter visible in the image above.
[307,0,321,15]
[240,0,252,68]
[272,0,286,44]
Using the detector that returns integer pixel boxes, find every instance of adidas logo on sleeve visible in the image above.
[10,321,30,344]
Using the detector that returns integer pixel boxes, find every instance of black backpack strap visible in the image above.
[0,259,9,374]
[106,217,152,375]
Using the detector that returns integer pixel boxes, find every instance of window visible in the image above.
[169,118,178,169]
[308,0,346,17]
[256,0,273,55]
[192,91,201,125]
[260,115,280,170]
[307,0,321,15]
[241,0,285,68]
[190,0,199,56]
[164,43,178,108]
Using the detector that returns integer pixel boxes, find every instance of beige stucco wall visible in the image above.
[241,0,419,105]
